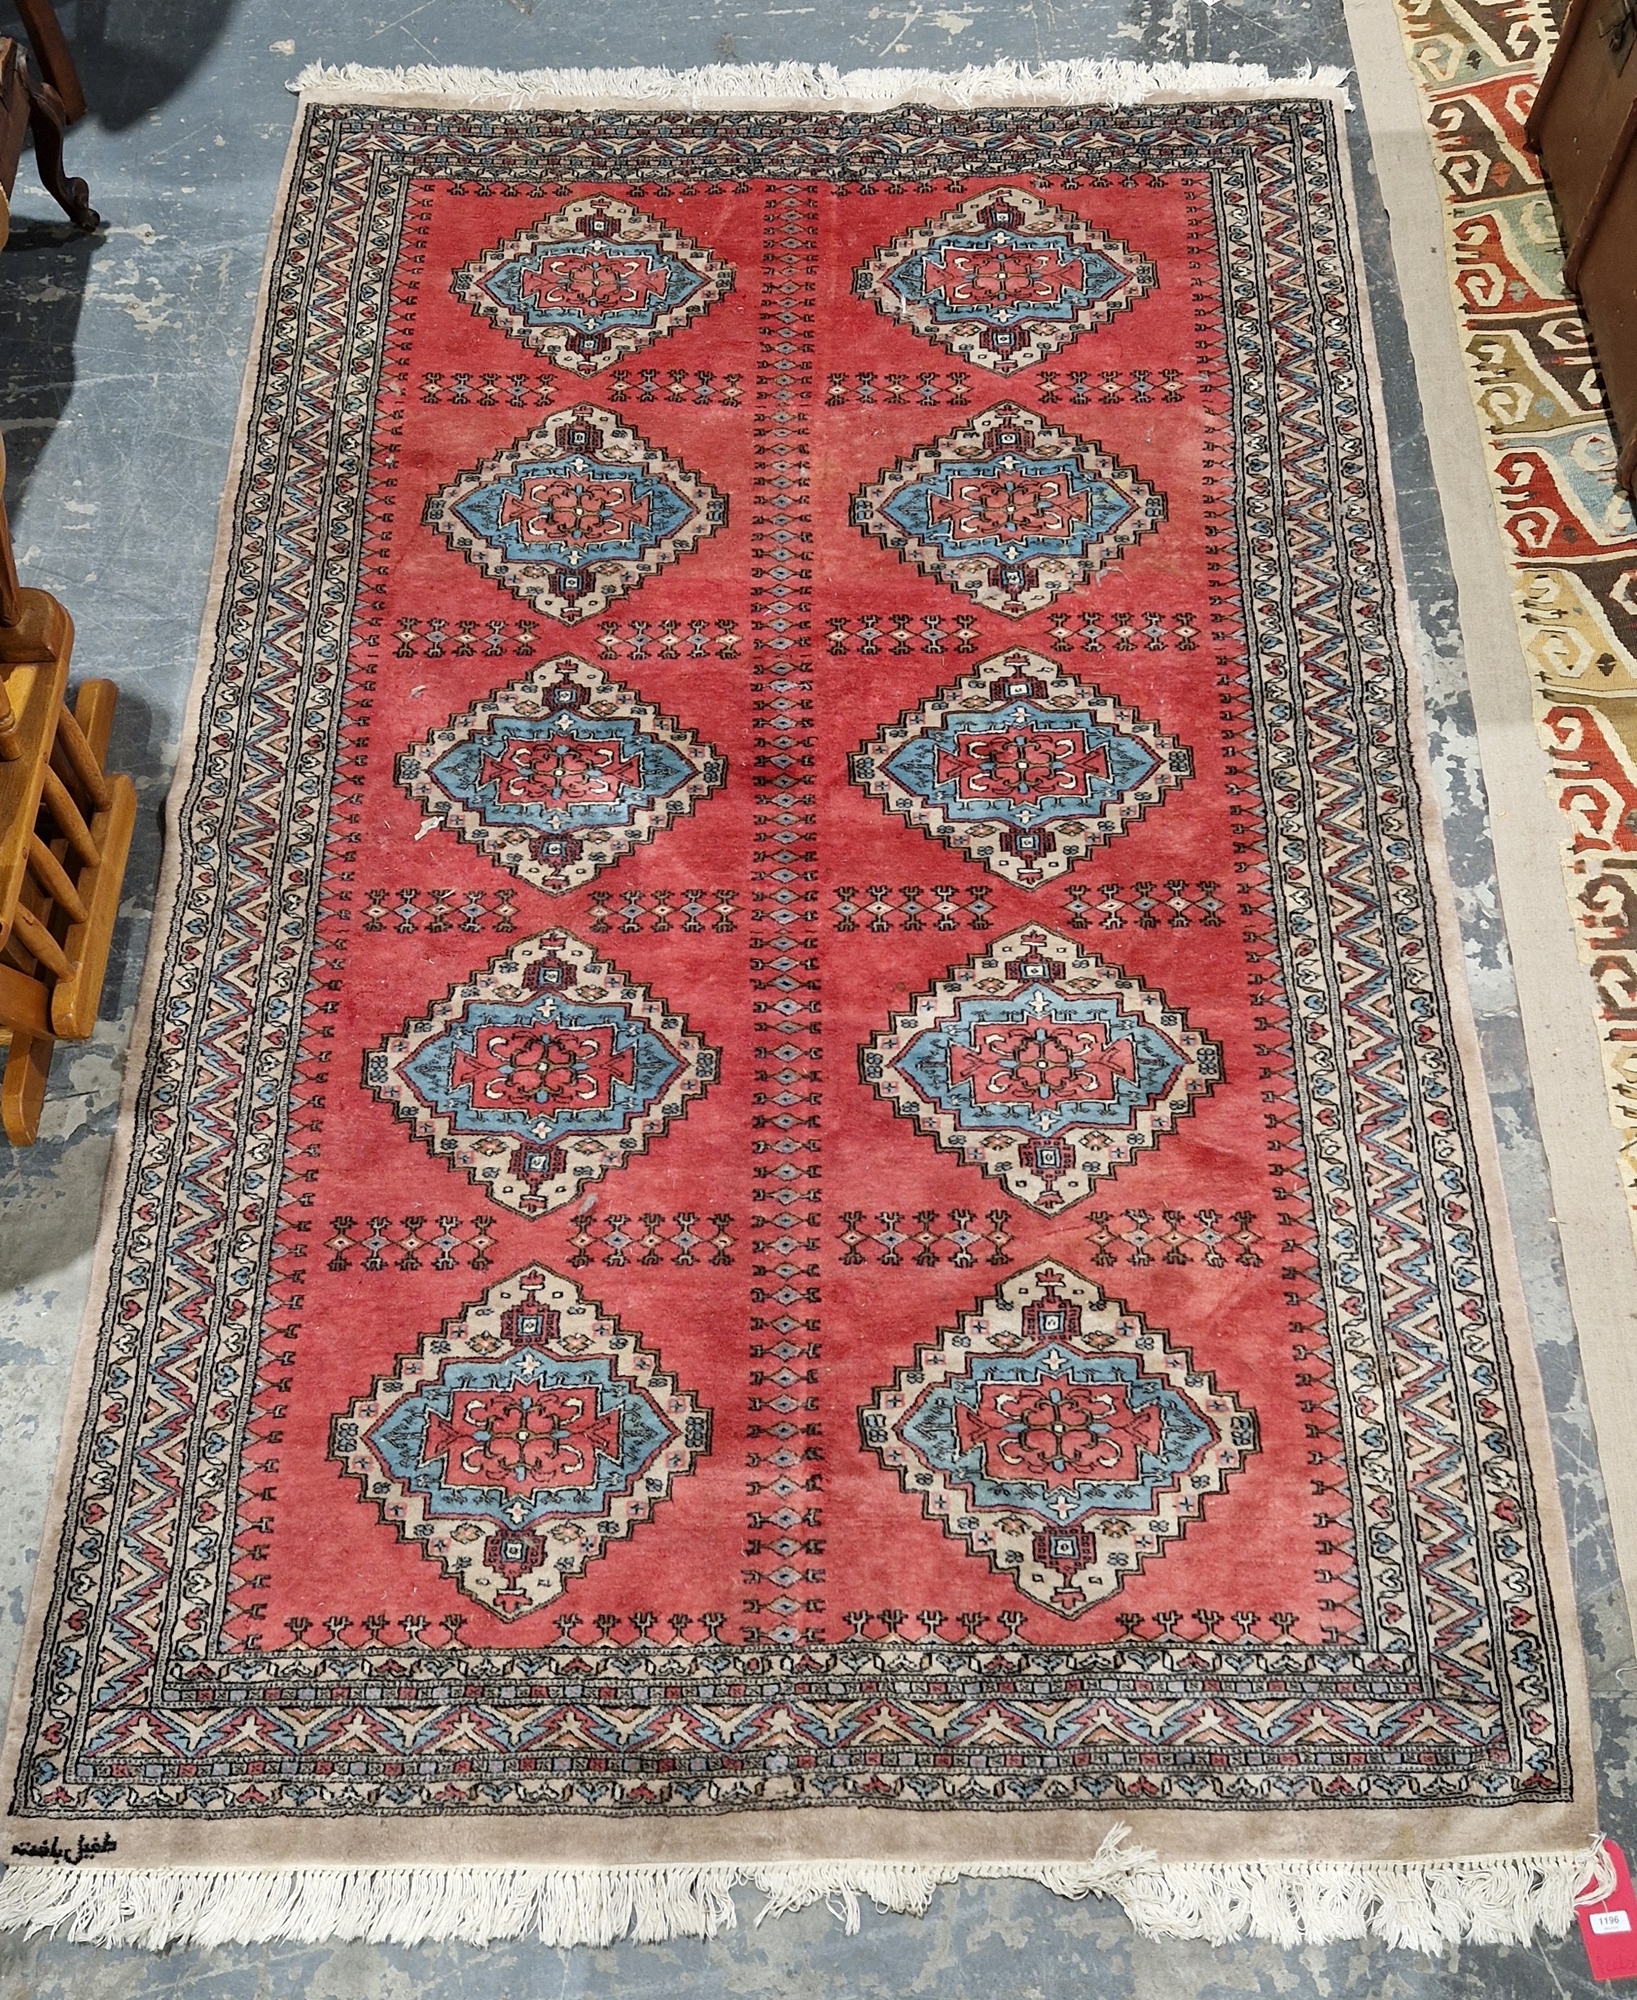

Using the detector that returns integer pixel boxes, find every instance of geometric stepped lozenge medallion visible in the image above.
[365,929,718,1218]
[427,406,725,623]
[397,656,725,895]
[852,647,1190,887]
[861,1260,1257,1617]
[852,401,1163,619]
[861,925,1220,1213]
[452,196,733,373]
[855,186,1155,374]
[333,1263,713,1621]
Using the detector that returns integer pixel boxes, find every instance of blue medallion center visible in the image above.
[881,699,1160,829]
[899,1344,1213,1527]
[478,206,709,363]
[875,448,1135,568]
[427,701,698,840]
[894,985,1186,1135]
[451,417,697,585]
[366,1349,675,1532]
[883,226,1127,333]
[401,983,685,1150]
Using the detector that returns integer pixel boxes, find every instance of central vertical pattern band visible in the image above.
[745,187,825,1643]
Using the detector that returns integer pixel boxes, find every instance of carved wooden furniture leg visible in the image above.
[22,70,96,231]
[0,432,19,629]
[0,44,29,234]
[13,0,85,123]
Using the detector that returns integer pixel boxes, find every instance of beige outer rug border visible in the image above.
[1342,0,1637,1628]
[0,64,1605,1947]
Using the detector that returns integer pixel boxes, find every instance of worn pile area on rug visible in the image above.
[0,67,1601,1953]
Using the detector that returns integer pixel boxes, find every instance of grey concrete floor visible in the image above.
[1,0,1634,1994]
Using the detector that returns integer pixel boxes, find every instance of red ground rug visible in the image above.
[0,65,1600,1952]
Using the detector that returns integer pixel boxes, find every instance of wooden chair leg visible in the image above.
[13,0,85,123]
[2,1026,53,1144]
[0,435,22,635]
[23,73,97,232]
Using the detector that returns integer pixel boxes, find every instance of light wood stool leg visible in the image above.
[2,1026,53,1144]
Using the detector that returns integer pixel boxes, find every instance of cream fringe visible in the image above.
[0,1833,1612,1953]
[287,57,1352,112]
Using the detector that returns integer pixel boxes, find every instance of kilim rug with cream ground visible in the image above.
[0,64,1607,1952]
[1380,0,1637,1255]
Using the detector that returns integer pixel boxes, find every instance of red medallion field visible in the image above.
[225,169,1350,1657]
